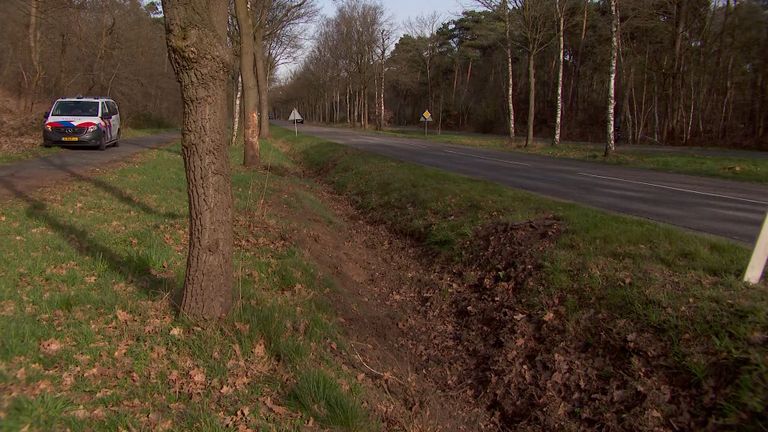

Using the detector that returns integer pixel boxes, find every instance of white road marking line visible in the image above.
[443,150,531,166]
[577,172,768,205]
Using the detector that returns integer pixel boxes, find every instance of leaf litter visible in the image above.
[272,169,754,431]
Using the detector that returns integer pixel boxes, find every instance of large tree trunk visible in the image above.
[234,0,260,167]
[162,0,235,320]
[606,0,618,156]
[553,0,565,146]
[526,52,535,147]
[254,11,271,139]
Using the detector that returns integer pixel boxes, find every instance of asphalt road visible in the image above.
[0,132,179,199]
[276,121,768,244]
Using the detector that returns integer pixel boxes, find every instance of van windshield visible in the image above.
[52,101,99,117]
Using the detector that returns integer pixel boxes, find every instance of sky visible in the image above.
[316,0,465,29]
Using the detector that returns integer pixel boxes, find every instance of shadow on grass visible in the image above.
[39,152,182,220]
[0,178,182,304]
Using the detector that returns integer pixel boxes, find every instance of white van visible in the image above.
[43,97,121,150]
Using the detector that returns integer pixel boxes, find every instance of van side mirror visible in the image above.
[43,111,49,119]
[101,114,113,120]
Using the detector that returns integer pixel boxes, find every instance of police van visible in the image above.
[43,96,121,150]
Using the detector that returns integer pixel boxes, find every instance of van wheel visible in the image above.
[43,142,52,148]
[98,137,107,151]
[113,130,120,147]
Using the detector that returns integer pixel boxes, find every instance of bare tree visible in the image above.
[253,0,272,138]
[512,0,553,147]
[405,12,444,115]
[606,0,618,156]
[252,0,318,137]
[553,0,566,146]
[376,26,394,130]
[476,0,516,140]
[234,0,261,166]
[162,0,235,320]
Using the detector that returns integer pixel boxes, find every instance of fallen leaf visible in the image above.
[190,368,206,384]
[234,322,249,334]
[169,327,183,337]
[116,309,132,323]
[40,339,63,355]
[260,396,288,416]
[71,408,89,419]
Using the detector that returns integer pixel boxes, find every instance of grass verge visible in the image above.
[0,146,59,165]
[275,126,768,429]
[0,129,179,166]
[121,128,179,139]
[376,128,768,184]
[0,139,374,430]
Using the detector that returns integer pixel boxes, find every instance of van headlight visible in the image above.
[86,125,98,133]
[45,124,52,131]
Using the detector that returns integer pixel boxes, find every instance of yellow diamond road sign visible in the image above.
[422,110,431,120]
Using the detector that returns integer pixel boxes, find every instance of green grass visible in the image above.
[0,129,178,166]
[0,138,373,431]
[121,127,179,138]
[0,146,59,165]
[274,126,768,428]
[376,128,768,183]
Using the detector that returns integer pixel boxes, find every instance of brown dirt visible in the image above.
[265,151,741,431]
[265,175,496,430]
[262,162,575,430]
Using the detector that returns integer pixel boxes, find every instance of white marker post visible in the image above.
[744,211,768,284]
[288,108,303,136]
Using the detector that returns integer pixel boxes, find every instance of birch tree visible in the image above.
[605,0,619,156]
[553,0,566,146]
[476,0,516,139]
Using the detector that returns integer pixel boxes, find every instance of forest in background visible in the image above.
[275,0,768,149]
[1,0,180,128]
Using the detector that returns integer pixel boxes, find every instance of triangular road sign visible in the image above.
[288,108,303,121]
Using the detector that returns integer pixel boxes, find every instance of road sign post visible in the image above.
[745,211,768,284]
[288,108,303,136]
[420,110,433,136]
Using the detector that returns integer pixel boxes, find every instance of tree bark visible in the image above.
[27,0,42,111]
[526,52,535,147]
[231,74,242,147]
[234,0,260,167]
[254,6,271,139]
[504,0,516,139]
[606,0,618,156]
[162,0,235,320]
[553,0,565,146]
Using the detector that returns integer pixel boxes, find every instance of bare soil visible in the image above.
[265,177,495,430]
[264,145,745,431]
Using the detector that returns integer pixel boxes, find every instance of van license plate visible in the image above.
[62,137,78,142]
